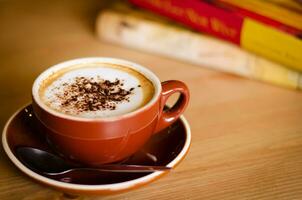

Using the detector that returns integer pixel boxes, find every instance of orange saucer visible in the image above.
[2,104,191,195]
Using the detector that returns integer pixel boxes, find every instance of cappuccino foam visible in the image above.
[39,63,154,118]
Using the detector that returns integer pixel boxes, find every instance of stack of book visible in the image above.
[96,0,302,90]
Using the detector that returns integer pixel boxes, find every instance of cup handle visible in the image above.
[153,80,190,134]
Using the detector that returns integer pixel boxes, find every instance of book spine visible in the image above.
[96,10,302,90]
[218,0,302,32]
[215,0,301,35]
[129,0,244,44]
[129,0,302,72]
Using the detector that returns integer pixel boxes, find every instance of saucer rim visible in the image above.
[2,103,191,192]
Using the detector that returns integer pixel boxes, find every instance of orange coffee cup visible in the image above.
[32,57,189,166]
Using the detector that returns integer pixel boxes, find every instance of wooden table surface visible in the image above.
[1,1,302,200]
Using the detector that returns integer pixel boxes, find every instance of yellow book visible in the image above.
[217,0,302,72]
[96,2,302,90]
[241,18,302,73]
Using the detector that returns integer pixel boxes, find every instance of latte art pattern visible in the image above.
[39,64,154,118]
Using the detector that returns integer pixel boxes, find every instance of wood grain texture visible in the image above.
[0,1,302,200]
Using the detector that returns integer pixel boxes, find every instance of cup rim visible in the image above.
[32,57,161,122]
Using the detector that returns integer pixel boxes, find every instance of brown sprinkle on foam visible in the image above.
[55,77,136,114]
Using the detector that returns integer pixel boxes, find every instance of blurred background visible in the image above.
[1,0,302,199]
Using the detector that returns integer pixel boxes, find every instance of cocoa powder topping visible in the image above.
[54,77,135,113]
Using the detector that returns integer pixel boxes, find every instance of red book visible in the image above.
[129,0,302,44]
[130,0,244,45]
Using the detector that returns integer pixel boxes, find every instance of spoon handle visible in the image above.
[91,164,171,172]
[47,165,171,175]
